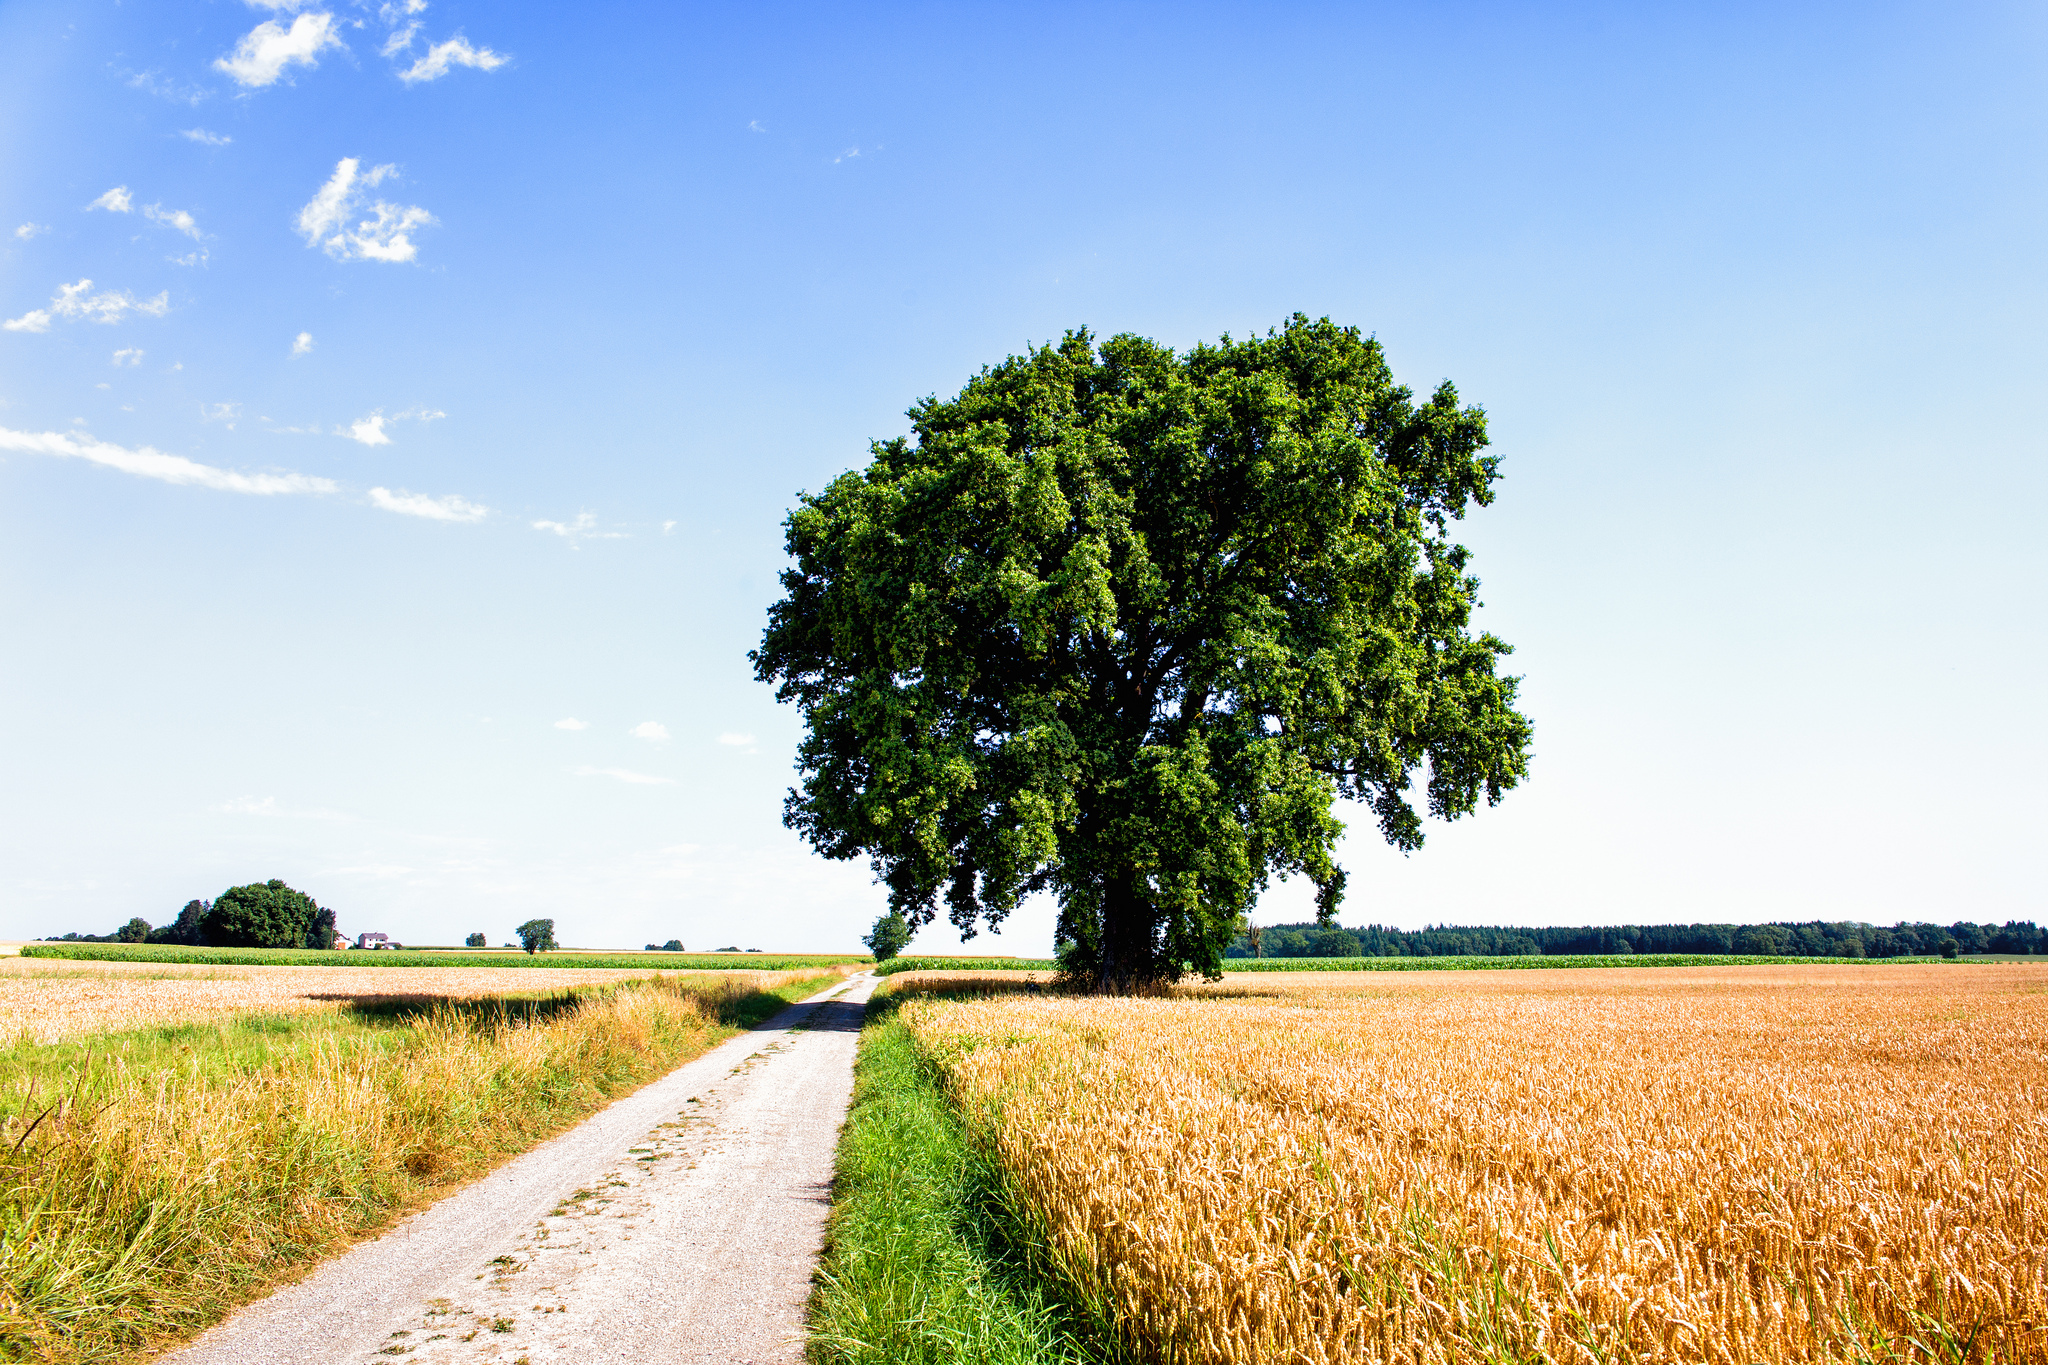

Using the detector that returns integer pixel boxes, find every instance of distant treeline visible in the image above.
[1228,919,2044,960]
[45,880,340,951]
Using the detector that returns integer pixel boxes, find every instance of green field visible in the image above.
[873,951,1944,976]
[19,942,872,970]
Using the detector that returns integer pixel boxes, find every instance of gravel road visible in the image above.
[159,972,878,1365]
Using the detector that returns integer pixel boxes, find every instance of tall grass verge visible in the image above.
[807,993,1119,1365]
[0,970,839,1363]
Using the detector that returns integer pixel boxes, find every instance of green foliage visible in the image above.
[516,918,558,955]
[305,905,338,951]
[661,938,686,952]
[147,901,209,946]
[19,943,870,970]
[202,880,322,949]
[807,1002,1116,1365]
[863,912,912,962]
[466,932,487,948]
[115,917,150,944]
[754,317,1533,992]
[869,952,1952,976]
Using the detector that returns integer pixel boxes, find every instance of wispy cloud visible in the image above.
[14,223,46,241]
[554,717,588,730]
[833,146,860,164]
[292,330,314,356]
[168,249,209,269]
[201,401,241,427]
[128,70,210,106]
[341,406,442,445]
[216,12,345,88]
[297,158,434,263]
[662,519,676,533]
[0,427,335,496]
[532,511,627,541]
[574,765,676,786]
[112,348,144,366]
[748,120,766,133]
[718,732,756,747]
[88,187,133,214]
[631,721,671,742]
[181,128,233,146]
[5,280,170,332]
[399,35,506,83]
[368,486,487,521]
[144,204,204,240]
[215,794,353,820]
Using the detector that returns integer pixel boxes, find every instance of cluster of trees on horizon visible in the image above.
[46,880,340,951]
[1229,918,2045,960]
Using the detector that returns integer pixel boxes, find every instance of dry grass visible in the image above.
[0,957,850,1042]
[0,968,843,1363]
[900,963,2048,1365]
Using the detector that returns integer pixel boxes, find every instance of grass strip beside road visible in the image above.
[0,970,841,1364]
[21,943,870,970]
[807,995,1119,1365]
[873,952,1945,976]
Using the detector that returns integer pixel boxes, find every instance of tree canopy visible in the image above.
[517,918,557,955]
[864,912,911,962]
[753,316,1533,991]
[203,880,322,950]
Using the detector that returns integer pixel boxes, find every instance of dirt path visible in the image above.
[159,972,878,1365]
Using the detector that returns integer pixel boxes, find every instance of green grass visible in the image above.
[807,997,1120,1365]
[19,942,872,970]
[0,971,840,1364]
[873,951,1946,976]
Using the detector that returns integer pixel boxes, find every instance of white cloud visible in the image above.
[201,402,241,426]
[398,35,506,83]
[112,348,143,366]
[144,204,203,240]
[345,413,391,445]
[748,120,766,133]
[368,486,488,522]
[532,511,627,541]
[215,794,352,820]
[88,187,133,214]
[8,280,171,332]
[292,330,314,356]
[181,128,232,146]
[662,519,676,533]
[574,765,676,786]
[14,223,46,241]
[554,718,588,730]
[168,249,209,268]
[833,147,860,164]
[296,158,435,263]
[0,426,335,496]
[717,732,756,747]
[341,406,440,444]
[631,721,671,742]
[215,12,345,88]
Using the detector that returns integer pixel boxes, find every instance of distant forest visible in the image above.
[1228,919,2045,960]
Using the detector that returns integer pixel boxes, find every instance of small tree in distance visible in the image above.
[864,912,911,962]
[517,919,557,955]
[117,917,150,943]
[466,932,487,948]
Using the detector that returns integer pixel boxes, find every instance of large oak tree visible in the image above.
[753,316,1533,991]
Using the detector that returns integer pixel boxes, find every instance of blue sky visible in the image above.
[2,1,2042,953]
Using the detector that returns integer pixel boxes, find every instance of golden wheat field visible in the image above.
[0,956,853,1041]
[897,964,2048,1365]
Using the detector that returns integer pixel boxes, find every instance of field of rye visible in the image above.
[897,964,2048,1365]
[0,966,847,1363]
